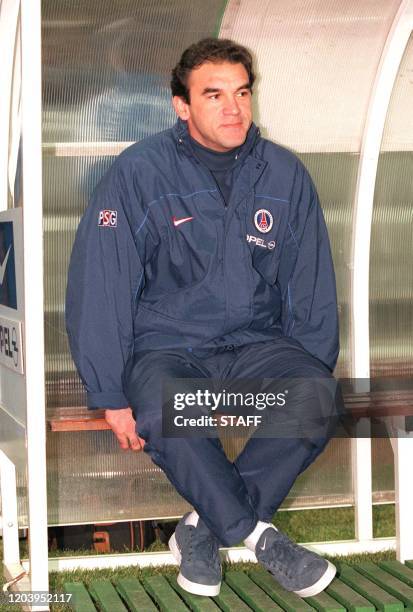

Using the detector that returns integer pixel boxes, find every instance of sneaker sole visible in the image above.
[168,533,221,597]
[293,560,337,598]
[168,533,182,564]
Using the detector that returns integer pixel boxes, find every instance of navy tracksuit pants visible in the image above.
[124,337,341,547]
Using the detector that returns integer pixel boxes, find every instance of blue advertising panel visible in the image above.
[0,221,18,310]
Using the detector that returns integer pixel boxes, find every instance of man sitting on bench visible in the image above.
[66,38,341,599]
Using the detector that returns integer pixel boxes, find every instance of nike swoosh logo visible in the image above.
[172,216,193,227]
[0,246,11,285]
[259,538,267,551]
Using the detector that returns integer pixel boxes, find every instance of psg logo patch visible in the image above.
[98,209,118,227]
[254,209,273,234]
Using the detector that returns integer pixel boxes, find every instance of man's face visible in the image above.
[173,61,253,152]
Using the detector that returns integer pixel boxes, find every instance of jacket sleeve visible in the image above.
[280,162,339,371]
[65,161,144,409]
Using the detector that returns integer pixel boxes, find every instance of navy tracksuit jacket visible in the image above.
[66,119,340,544]
[66,119,339,409]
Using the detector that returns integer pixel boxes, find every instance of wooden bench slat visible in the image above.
[142,575,190,611]
[115,577,158,612]
[225,570,284,611]
[355,562,413,609]
[338,564,404,611]
[212,580,252,612]
[50,418,111,432]
[304,589,346,611]
[248,568,315,611]
[89,579,129,612]
[166,575,221,611]
[326,578,376,611]
[63,581,97,612]
[47,389,413,432]
[379,560,413,588]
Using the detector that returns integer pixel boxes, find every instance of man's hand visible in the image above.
[104,407,145,451]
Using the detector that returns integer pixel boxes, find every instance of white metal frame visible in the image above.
[393,436,413,562]
[22,537,396,573]
[0,450,33,602]
[351,0,413,557]
[20,0,49,603]
[0,451,20,567]
[387,416,413,562]
[0,0,19,211]
[0,0,49,609]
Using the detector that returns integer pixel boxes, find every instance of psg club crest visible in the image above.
[254,209,273,234]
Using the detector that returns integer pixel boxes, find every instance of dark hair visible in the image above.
[171,38,255,103]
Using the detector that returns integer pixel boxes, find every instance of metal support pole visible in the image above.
[21,0,49,604]
[394,436,413,562]
[351,420,373,541]
[0,450,20,566]
[388,416,413,564]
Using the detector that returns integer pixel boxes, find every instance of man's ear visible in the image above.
[173,95,190,120]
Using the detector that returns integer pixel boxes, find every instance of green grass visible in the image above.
[0,504,397,611]
[272,504,396,541]
[32,505,397,558]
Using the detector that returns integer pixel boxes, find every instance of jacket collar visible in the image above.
[173,118,261,164]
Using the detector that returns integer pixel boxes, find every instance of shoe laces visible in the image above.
[262,531,312,577]
[185,527,219,566]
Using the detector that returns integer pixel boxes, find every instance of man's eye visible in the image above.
[209,94,219,100]
[237,90,250,97]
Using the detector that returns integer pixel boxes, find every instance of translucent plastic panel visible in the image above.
[372,437,395,504]
[284,438,353,509]
[221,0,401,152]
[46,431,190,525]
[298,153,359,377]
[46,432,352,526]
[224,437,353,508]
[381,33,413,151]
[370,153,413,375]
[43,155,116,407]
[42,0,226,143]
[370,34,413,377]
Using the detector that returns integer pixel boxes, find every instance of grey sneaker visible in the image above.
[256,527,336,597]
[169,513,221,596]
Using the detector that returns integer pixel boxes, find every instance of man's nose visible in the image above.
[223,96,241,115]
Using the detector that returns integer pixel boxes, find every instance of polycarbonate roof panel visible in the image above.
[370,33,413,376]
[381,32,413,151]
[221,0,401,152]
[42,0,226,143]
